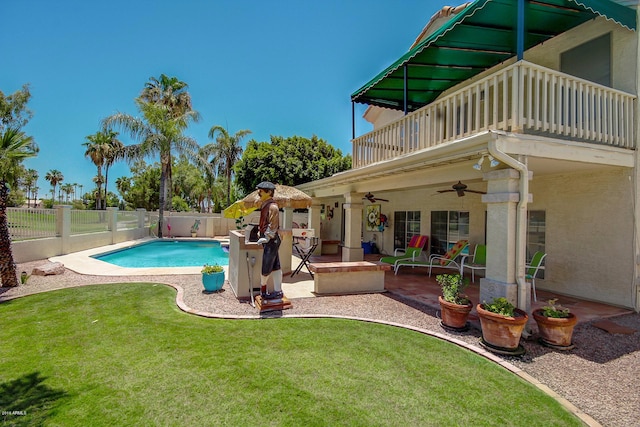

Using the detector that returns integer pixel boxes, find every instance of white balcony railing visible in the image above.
[352,60,636,168]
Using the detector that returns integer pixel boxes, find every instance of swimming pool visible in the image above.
[92,240,229,268]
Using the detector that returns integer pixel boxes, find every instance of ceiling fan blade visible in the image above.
[465,190,486,194]
[456,190,465,197]
[437,189,454,193]
[377,198,389,202]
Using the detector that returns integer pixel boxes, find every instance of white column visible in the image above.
[342,193,364,261]
[480,169,532,308]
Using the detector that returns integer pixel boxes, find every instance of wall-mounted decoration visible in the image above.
[365,204,381,231]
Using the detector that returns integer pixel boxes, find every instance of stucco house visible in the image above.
[297,0,640,313]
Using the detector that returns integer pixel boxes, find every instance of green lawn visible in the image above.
[0,284,582,426]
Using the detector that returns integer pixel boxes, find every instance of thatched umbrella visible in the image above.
[241,184,312,209]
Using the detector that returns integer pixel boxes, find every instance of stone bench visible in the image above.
[309,261,391,295]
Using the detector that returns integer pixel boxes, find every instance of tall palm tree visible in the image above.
[140,74,192,119]
[101,131,124,209]
[61,183,74,203]
[0,128,38,287]
[44,169,63,204]
[23,168,38,207]
[205,126,251,206]
[103,74,202,237]
[83,129,122,209]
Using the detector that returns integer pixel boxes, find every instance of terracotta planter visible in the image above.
[439,296,472,330]
[477,304,529,351]
[533,310,578,348]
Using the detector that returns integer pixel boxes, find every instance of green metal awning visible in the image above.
[351,0,636,112]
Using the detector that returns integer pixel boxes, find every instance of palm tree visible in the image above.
[44,169,63,204]
[23,168,38,207]
[93,174,104,210]
[205,126,251,206]
[0,128,38,287]
[140,74,192,119]
[83,134,104,209]
[61,183,74,203]
[83,130,122,209]
[103,74,202,237]
[101,131,124,209]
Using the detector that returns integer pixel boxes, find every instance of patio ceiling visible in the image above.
[351,0,637,112]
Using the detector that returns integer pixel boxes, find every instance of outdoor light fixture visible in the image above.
[473,155,485,170]
[473,154,500,170]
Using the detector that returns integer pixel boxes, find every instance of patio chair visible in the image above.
[526,251,547,302]
[380,235,429,273]
[427,240,469,277]
[461,244,487,283]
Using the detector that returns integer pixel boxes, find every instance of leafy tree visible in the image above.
[235,135,352,193]
[0,128,38,287]
[204,126,251,206]
[44,169,63,203]
[117,160,161,211]
[103,74,202,237]
[0,84,33,131]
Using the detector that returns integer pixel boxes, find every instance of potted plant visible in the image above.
[191,219,201,237]
[477,297,528,354]
[201,264,224,292]
[533,299,577,349]
[436,273,472,330]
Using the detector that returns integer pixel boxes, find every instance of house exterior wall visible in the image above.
[525,18,637,94]
[359,186,487,256]
[530,167,634,308]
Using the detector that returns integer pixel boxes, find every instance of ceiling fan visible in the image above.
[437,181,486,197]
[363,192,389,203]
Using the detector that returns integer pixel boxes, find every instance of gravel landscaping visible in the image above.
[3,260,639,427]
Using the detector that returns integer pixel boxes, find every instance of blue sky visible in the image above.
[2,0,452,198]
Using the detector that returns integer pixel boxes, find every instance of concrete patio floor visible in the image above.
[292,252,634,325]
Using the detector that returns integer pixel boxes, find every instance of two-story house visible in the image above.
[298,0,639,312]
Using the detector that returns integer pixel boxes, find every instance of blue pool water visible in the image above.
[93,240,229,268]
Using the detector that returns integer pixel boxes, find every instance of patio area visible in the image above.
[297,251,634,325]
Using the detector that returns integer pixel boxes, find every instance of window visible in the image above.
[561,33,611,87]
[431,211,469,255]
[393,211,420,249]
[527,210,546,260]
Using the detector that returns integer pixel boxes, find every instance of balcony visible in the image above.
[352,60,636,169]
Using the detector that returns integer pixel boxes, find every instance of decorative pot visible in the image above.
[191,232,197,238]
[202,271,225,292]
[438,296,472,330]
[533,310,577,348]
[477,304,529,352]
